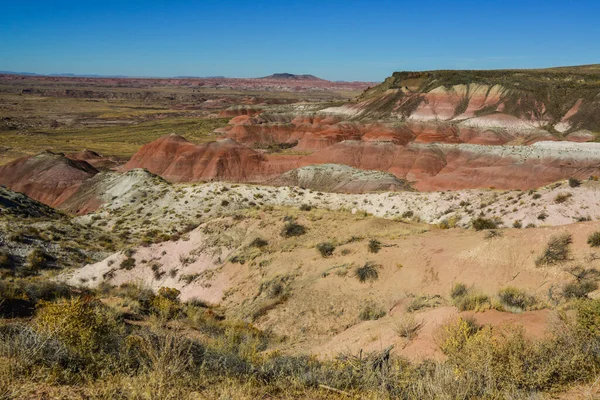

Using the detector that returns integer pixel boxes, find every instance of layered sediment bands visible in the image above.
[121,133,600,191]
[67,149,120,170]
[0,151,98,207]
[300,141,600,191]
[121,134,296,182]
[60,169,161,215]
[219,112,537,150]
[217,106,264,118]
[350,68,600,133]
[270,164,412,193]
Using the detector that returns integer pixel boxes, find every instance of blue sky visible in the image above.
[0,0,598,81]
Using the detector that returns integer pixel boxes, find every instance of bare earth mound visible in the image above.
[270,163,412,193]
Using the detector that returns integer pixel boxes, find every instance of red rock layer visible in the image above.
[67,149,120,170]
[0,151,98,207]
[120,134,296,182]
[218,114,551,151]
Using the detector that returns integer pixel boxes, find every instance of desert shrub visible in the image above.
[554,192,572,204]
[536,233,572,266]
[34,297,122,357]
[402,210,414,219]
[150,287,182,320]
[472,217,497,230]
[588,231,600,247]
[280,221,306,237]
[0,251,12,270]
[25,248,54,274]
[497,287,537,311]
[437,316,481,356]
[393,314,423,339]
[158,287,180,301]
[484,229,503,239]
[438,315,600,394]
[316,242,335,257]
[367,239,381,253]
[407,295,442,312]
[450,284,490,311]
[512,220,522,229]
[358,301,386,321]
[299,204,312,211]
[568,177,581,187]
[451,284,490,311]
[563,280,598,298]
[450,283,468,300]
[120,257,136,270]
[355,262,379,283]
[576,298,600,336]
[249,237,269,248]
[538,211,548,221]
[532,193,542,199]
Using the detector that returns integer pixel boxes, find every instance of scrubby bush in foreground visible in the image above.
[588,231,600,247]
[355,261,379,283]
[280,221,306,237]
[316,242,335,257]
[536,233,572,266]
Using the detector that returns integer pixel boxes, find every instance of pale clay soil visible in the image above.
[64,189,600,362]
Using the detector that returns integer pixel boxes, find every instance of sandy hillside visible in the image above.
[64,206,600,361]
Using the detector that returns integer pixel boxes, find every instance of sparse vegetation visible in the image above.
[588,231,600,247]
[367,239,381,254]
[568,177,581,187]
[355,261,379,283]
[472,217,497,230]
[497,287,537,311]
[393,314,423,339]
[316,242,336,257]
[120,257,136,270]
[280,221,306,237]
[536,233,572,266]
[554,192,573,204]
[358,301,386,320]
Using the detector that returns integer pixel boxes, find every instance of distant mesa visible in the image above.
[259,73,326,81]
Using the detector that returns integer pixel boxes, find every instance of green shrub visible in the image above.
[249,237,269,248]
[358,301,386,321]
[26,248,54,274]
[34,297,121,355]
[355,262,379,283]
[563,280,598,298]
[393,314,423,339]
[280,221,306,237]
[407,295,442,312]
[367,239,381,254]
[120,257,136,270]
[450,283,468,300]
[554,193,572,204]
[472,217,497,230]
[454,292,490,312]
[299,204,312,211]
[536,233,572,266]
[497,287,537,311]
[316,242,335,257]
[576,298,600,336]
[587,231,600,247]
[568,177,581,187]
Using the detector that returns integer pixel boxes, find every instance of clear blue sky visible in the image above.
[1,0,598,81]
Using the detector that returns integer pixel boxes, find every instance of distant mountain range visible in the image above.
[0,71,329,81]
